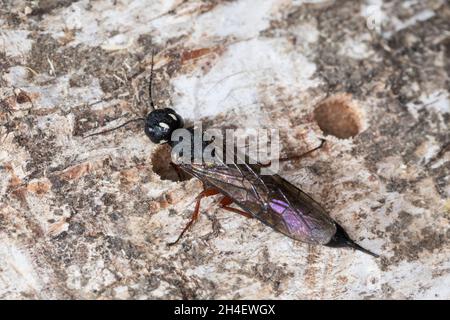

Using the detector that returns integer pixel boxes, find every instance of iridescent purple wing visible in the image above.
[177,155,336,245]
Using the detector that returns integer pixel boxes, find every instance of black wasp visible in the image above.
[87,52,379,258]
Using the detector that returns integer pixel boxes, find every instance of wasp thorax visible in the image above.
[144,108,184,144]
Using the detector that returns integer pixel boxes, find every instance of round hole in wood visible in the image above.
[314,93,365,139]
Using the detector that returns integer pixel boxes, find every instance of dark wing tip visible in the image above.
[326,223,380,258]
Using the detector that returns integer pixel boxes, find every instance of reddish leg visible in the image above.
[260,139,326,167]
[168,188,219,246]
[219,196,253,219]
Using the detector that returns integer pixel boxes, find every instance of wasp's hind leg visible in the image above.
[260,139,326,167]
[218,196,253,218]
[168,188,219,246]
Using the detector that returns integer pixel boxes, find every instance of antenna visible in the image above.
[84,117,145,138]
[148,49,156,111]
[84,49,158,138]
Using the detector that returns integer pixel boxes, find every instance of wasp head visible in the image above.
[144,108,184,144]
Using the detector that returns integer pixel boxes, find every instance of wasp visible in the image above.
[87,52,379,258]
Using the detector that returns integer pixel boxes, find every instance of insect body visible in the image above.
[88,52,378,257]
[144,107,379,257]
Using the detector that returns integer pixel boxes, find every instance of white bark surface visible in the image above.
[0,0,449,299]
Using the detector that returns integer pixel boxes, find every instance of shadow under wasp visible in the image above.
[86,51,379,258]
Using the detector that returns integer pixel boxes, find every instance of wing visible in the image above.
[177,151,336,245]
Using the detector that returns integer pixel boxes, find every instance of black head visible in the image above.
[144,108,184,144]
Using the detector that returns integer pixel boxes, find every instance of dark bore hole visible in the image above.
[16,91,32,104]
[151,144,190,182]
[314,93,364,139]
